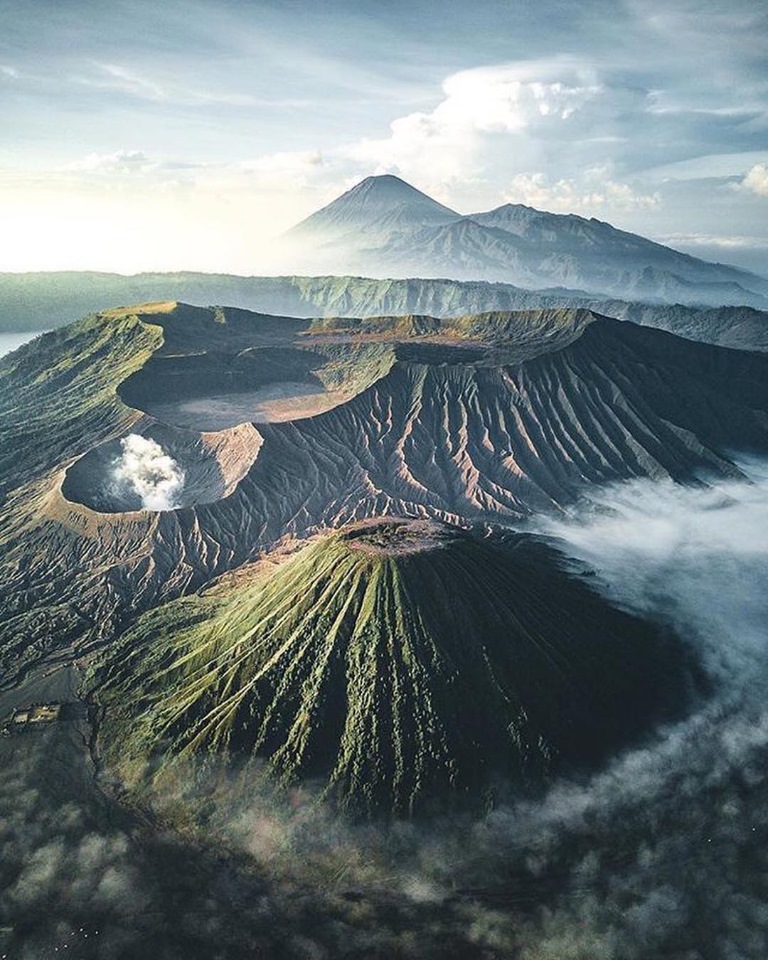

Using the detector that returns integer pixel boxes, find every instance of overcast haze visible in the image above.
[1,0,767,274]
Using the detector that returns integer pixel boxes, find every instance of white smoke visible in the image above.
[111,434,185,511]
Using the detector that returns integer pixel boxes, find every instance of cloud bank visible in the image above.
[503,167,660,213]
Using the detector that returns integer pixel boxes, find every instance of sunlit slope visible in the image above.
[0,309,163,496]
[97,521,697,816]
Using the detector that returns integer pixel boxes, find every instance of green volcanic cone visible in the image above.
[97,520,699,816]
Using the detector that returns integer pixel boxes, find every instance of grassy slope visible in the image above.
[96,526,696,817]
[0,310,163,499]
[0,310,169,681]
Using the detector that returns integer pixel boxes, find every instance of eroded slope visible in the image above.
[2,304,768,685]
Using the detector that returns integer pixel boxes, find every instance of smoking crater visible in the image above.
[111,434,185,512]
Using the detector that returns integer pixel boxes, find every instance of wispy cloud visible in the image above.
[659,232,768,250]
[72,61,293,109]
[69,150,157,174]
[61,146,329,192]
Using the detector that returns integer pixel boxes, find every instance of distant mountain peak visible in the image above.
[338,173,455,208]
[490,201,535,213]
[480,202,584,223]
[352,173,424,194]
[289,174,459,236]
[282,175,768,306]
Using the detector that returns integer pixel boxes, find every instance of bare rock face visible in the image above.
[96,521,701,816]
[2,301,768,684]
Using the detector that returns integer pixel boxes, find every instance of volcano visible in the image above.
[290,174,459,240]
[285,175,768,307]
[96,519,699,816]
[3,302,768,689]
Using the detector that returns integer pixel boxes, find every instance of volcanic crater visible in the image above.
[61,421,262,513]
[118,346,356,430]
[341,517,456,555]
[58,301,593,516]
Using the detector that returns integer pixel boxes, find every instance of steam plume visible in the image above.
[111,434,184,511]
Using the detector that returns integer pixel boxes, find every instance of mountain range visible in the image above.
[2,271,768,353]
[286,174,768,307]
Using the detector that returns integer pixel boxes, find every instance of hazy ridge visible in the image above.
[2,271,768,352]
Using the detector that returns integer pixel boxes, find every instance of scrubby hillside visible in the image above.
[2,273,767,352]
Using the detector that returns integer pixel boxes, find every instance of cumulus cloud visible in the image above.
[111,434,184,511]
[504,167,660,213]
[743,163,768,197]
[344,58,602,188]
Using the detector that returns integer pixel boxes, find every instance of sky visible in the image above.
[1,0,767,275]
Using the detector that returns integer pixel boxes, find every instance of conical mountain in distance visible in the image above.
[285,174,768,305]
[97,520,701,817]
[290,174,459,238]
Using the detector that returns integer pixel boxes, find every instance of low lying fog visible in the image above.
[3,463,768,958]
[537,458,768,682]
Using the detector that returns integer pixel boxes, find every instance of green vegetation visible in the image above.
[96,521,696,817]
[0,309,162,497]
